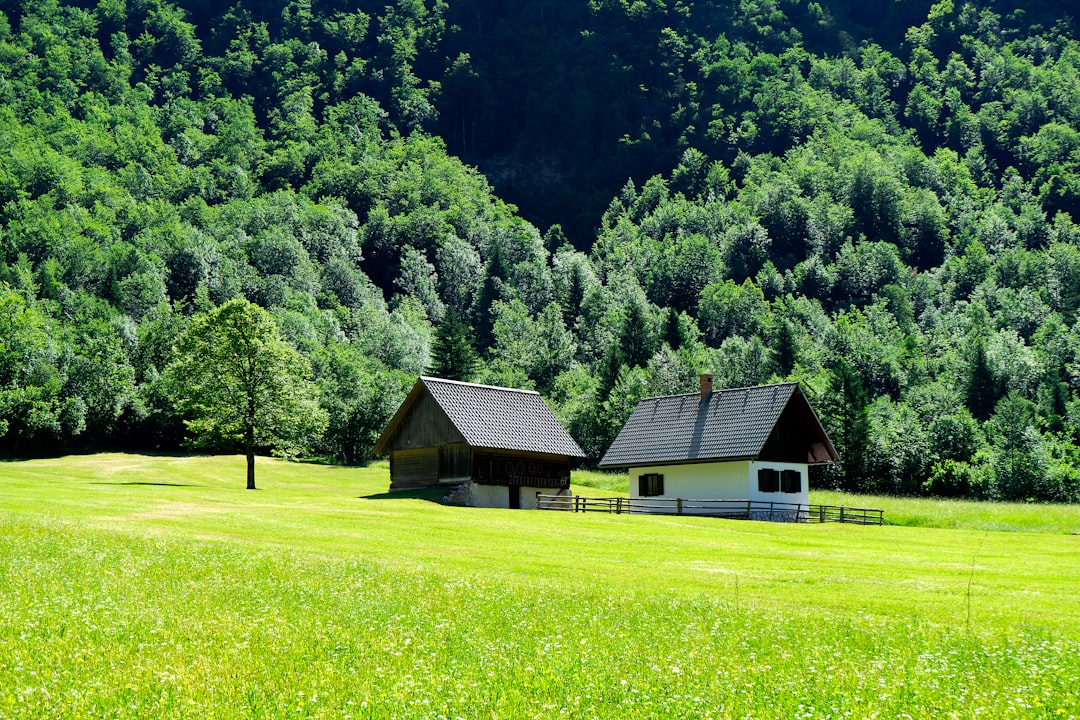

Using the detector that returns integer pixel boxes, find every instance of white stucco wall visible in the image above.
[629,462,750,501]
[748,460,810,507]
[627,460,810,510]
[519,487,562,510]
[468,484,508,508]
[466,484,560,509]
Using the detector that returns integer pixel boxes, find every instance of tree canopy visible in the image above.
[2,0,1080,502]
[165,299,327,488]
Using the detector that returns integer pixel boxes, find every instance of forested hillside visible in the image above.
[2,0,1080,501]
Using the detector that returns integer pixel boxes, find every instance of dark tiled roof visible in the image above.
[599,382,826,468]
[378,377,585,458]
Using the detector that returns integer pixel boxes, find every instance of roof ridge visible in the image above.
[420,376,541,396]
[635,381,800,403]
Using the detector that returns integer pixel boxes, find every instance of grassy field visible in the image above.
[1,454,1078,718]
[578,470,1080,535]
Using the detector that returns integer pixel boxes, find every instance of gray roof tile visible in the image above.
[383,377,585,457]
[599,382,816,467]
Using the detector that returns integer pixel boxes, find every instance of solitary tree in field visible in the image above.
[165,299,327,489]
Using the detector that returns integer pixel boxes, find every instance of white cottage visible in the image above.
[598,376,837,515]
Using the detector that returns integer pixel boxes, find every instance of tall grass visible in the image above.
[813,489,1080,534]
[0,454,1078,718]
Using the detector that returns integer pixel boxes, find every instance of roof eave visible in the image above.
[597,454,758,469]
[472,444,586,460]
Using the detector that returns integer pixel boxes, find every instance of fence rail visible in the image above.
[535,494,883,525]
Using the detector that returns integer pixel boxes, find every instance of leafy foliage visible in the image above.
[1,0,1080,500]
[164,299,326,487]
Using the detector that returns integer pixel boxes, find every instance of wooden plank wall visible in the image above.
[390,449,439,489]
[386,390,465,451]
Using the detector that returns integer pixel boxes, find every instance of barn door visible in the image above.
[508,485,520,509]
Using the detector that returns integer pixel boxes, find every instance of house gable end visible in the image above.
[373,382,467,454]
[599,382,837,468]
[757,390,837,464]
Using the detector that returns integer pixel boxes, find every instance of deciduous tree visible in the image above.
[165,299,326,489]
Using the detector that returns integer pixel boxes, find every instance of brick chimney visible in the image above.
[699,373,714,401]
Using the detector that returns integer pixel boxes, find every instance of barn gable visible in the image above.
[375,377,584,502]
[374,384,467,453]
[374,377,585,458]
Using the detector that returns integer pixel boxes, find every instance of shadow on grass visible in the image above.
[92,482,198,487]
[0,450,216,462]
[360,486,454,503]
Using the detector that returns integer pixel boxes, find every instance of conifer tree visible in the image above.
[964,338,999,421]
[826,359,871,492]
[663,306,685,351]
[471,243,509,352]
[429,309,478,382]
[770,318,798,377]
[620,301,654,370]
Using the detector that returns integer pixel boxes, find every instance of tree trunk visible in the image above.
[246,420,256,489]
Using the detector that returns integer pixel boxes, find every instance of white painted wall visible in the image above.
[748,460,810,507]
[519,487,562,510]
[627,460,810,511]
[629,461,749,502]
[468,484,508,508]
[466,484,561,509]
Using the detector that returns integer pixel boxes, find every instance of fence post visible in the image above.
[677,498,683,515]
[819,505,825,523]
[616,497,622,514]
[840,506,845,524]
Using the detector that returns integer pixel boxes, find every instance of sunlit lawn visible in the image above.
[1,454,1078,718]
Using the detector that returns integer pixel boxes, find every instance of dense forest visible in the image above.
[2,0,1080,501]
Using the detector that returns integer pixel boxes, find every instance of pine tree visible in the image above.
[471,243,509,352]
[770,318,798,377]
[620,301,654,370]
[563,261,586,327]
[429,310,478,382]
[828,359,871,492]
[596,343,625,403]
[964,338,999,421]
[663,306,685,350]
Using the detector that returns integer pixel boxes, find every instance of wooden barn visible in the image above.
[598,376,837,518]
[373,376,585,509]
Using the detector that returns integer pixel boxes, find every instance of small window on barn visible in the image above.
[638,473,664,497]
[781,469,802,493]
[757,468,779,493]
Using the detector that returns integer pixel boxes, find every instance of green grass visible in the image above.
[572,471,1080,535]
[1,454,1079,718]
[814,489,1080,534]
[569,467,629,494]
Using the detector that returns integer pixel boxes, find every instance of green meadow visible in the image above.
[1,455,1078,718]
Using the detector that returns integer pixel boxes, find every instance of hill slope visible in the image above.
[1,0,1080,502]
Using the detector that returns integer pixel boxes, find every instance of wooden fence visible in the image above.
[535,494,884,525]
